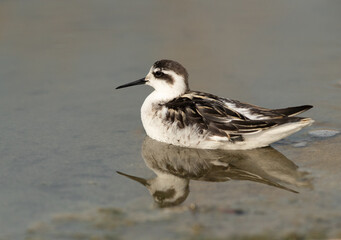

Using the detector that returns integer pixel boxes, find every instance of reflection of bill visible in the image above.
[117,137,312,208]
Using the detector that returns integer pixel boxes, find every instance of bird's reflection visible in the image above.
[117,137,311,208]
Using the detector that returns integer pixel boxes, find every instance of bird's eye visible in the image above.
[154,71,163,77]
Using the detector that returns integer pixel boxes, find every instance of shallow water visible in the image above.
[1,0,341,239]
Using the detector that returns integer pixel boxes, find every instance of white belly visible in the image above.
[141,104,204,148]
[141,99,235,149]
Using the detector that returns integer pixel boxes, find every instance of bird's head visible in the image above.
[116,59,189,98]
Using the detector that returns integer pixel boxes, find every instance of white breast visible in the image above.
[141,91,209,148]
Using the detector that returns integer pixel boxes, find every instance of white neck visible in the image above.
[148,89,184,103]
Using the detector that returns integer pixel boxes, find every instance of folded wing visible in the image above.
[163,92,311,142]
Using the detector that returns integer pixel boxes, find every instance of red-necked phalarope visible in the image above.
[116,59,313,150]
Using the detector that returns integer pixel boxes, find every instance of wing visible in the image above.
[163,92,297,142]
[272,105,313,117]
[189,92,313,120]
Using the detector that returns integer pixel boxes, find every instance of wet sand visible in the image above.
[1,0,341,239]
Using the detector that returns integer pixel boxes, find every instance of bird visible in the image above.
[116,59,313,150]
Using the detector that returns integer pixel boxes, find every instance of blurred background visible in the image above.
[0,0,340,239]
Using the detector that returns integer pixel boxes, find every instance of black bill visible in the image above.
[116,78,146,89]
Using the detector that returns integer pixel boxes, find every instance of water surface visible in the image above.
[1,1,341,239]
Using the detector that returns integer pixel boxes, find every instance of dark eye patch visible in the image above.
[153,70,174,85]
[154,71,164,78]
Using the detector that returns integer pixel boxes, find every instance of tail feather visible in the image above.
[273,105,313,117]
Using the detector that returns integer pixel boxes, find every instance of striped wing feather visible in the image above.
[163,92,301,141]
[189,92,313,119]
